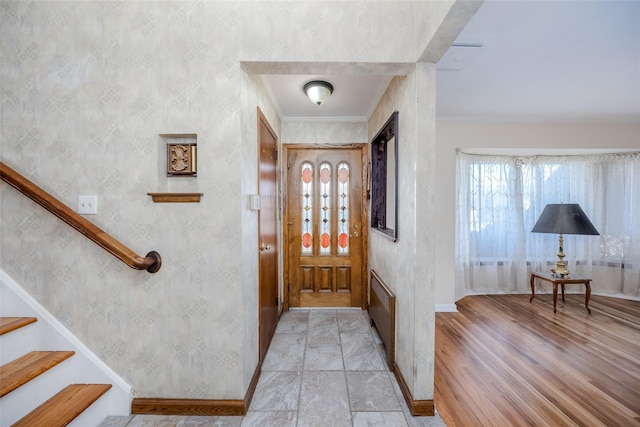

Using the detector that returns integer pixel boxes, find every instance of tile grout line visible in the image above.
[295,309,311,426]
[338,309,355,425]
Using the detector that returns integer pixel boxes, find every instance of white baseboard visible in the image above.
[435,303,458,312]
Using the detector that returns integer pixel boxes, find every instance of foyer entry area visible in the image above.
[100,309,445,426]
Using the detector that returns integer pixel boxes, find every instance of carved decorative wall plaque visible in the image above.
[167,143,197,176]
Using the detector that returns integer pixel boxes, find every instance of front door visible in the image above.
[285,145,367,308]
[258,108,278,361]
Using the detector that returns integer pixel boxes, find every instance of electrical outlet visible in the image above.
[78,195,97,214]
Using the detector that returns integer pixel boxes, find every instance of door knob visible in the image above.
[260,243,272,251]
[349,231,359,238]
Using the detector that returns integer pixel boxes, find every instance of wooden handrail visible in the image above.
[0,161,161,273]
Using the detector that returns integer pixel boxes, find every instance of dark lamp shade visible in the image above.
[531,204,599,235]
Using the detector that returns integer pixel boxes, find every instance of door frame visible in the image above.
[282,143,369,311]
[257,107,279,361]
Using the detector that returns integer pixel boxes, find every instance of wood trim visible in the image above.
[282,145,291,311]
[132,361,262,416]
[1,161,161,273]
[256,107,280,361]
[147,193,203,203]
[131,398,246,416]
[359,144,369,310]
[256,107,278,145]
[393,362,435,416]
[281,143,369,311]
[243,359,262,411]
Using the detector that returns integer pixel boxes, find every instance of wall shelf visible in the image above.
[147,193,203,203]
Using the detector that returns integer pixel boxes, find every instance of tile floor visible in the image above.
[99,309,445,427]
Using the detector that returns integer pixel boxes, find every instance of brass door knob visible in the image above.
[260,243,272,251]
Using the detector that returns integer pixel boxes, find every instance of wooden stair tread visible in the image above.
[12,383,112,427]
[0,317,37,335]
[0,351,75,397]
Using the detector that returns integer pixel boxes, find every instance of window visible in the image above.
[456,152,640,297]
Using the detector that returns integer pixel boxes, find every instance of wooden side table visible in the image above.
[530,271,592,314]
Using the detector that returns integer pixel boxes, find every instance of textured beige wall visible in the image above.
[367,64,438,401]
[239,72,283,390]
[1,0,462,400]
[368,75,417,399]
[281,121,367,145]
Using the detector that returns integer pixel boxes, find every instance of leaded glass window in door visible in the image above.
[338,162,350,254]
[319,163,332,255]
[301,162,313,254]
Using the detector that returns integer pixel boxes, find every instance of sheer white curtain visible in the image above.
[455,152,640,301]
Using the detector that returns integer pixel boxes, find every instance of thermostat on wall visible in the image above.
[249,194,261,211]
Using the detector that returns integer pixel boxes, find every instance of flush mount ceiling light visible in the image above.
[303,80,334,106]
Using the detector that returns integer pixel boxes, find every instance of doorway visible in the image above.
[283,144,368,309]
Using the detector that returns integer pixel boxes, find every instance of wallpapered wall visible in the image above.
[1,0,455,400]
[367,65,438,401]
[281,122,368,145]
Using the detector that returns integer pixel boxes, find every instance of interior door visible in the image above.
[258,108,278,361]
[285,146,366,308]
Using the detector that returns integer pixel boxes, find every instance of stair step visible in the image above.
[0,317,37,335]
[0,351,75,397]
[12,383,112,427]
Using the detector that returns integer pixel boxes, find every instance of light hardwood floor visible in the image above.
[435,294,640,427]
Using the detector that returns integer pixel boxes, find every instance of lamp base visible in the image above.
[550,266,570,278]
[551,233,570,277]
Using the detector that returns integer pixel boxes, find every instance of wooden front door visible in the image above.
[285,145,367,308]
[258,108,278,361]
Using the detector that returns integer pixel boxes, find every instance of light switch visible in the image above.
[78,195,97,214]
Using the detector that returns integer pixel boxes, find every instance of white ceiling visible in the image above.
[262,0,640,123]
[437,0,640,122]
[261,74,393,122]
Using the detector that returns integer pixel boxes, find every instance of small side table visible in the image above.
[530,271,592,314]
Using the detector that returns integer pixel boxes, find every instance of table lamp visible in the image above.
[531,203,599,277]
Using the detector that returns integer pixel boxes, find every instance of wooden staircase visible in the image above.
[0,317,112,426]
